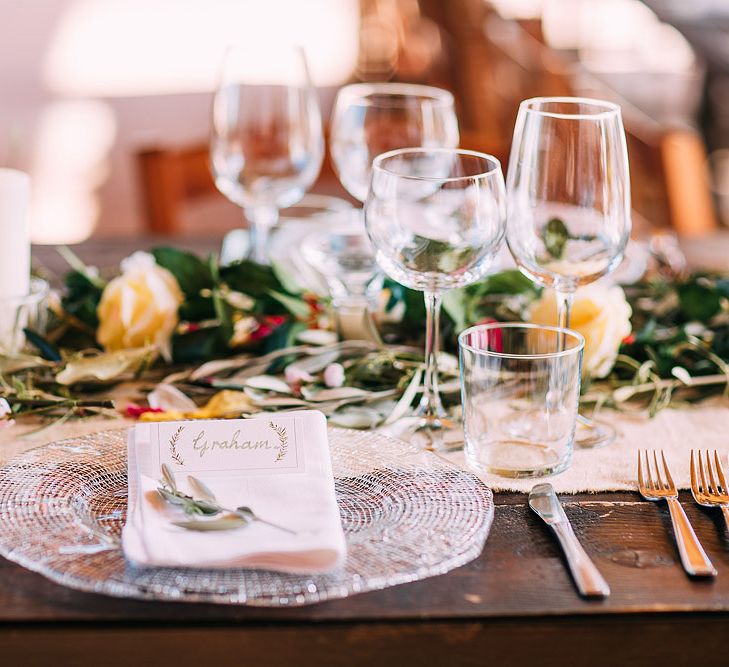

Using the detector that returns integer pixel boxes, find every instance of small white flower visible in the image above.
[685,322,706,337]
[284,365,314,385]
[323,363,345,388]
[0,398,11,418]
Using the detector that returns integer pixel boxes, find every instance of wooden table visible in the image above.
[3,238,729,666]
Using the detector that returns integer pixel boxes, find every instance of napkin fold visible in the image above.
[122,411,347,573]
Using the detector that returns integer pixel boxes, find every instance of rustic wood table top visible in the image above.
[2,238,728,666]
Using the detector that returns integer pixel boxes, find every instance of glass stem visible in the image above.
[245,206,278,264]
[555,288,575,350]
[418,289,445,421]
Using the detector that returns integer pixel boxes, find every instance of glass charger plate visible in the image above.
[0,427,493,606]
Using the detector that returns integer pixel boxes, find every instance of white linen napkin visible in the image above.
[122,410,347,573]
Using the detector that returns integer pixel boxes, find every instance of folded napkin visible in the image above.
[122,410,347,573]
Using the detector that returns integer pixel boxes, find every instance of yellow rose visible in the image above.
[529,283,632,378]
[97,251,183,360]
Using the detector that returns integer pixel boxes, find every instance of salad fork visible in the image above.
[637,449,717,577]
[690,449,729,531]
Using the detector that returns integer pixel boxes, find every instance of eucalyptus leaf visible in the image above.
[296,329,338,346]
[329,406,383,429]
[245,375,292,394]
[288,349,341,374]
[250,396,311,408]
[189,355,253,381]
[385,367,422,425]
[158,488,184,505]
[301,386,372,402]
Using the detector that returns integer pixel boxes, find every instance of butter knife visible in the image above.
[529,483,610,598]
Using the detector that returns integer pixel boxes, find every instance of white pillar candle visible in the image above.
[0,168,31,299]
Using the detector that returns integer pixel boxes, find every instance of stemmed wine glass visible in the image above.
[312,84,460,312]
[210,45,324,264]
[330,82,460,202]
[506,96,632,448]
[365,148,507,450]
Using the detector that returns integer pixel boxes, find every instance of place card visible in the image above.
[131,414,305,477]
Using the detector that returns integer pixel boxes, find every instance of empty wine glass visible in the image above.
[210,45,324,264]
[365,148,507,450]
[506,96,632,448]
[302,215,383,310]
[330,82,460,203]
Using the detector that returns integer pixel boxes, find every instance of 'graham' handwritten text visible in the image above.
[192,430,273,458]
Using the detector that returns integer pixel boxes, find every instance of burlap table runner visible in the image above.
[2,403,728,494]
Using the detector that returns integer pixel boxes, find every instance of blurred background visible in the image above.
[1,0,728,244]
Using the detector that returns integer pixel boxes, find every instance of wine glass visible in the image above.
[330,82,460,203]
[365,148,507,450]
[323,83,460,327]
[210,45,324,264]
[506,96,632,448]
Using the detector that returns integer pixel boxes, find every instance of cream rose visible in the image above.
[97,252,184,360]
[529,283,632,378]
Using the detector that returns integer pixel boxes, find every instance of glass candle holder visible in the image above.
[458,322,584,478]
[0,278,50,355]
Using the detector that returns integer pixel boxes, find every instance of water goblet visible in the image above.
[365,148,507,450]
[210,45,324,264]
[329,83,460,336]
[330,82,459,203]
[506,97,632,448]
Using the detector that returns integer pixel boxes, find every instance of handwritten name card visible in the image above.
[133,415,305,476]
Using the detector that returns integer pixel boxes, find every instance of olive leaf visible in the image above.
[161,463,177,492]
[543,217,571,259]
[157,488,185,505]
[187,475,217,502]
[385,367,422,425]
[172,516,249,532]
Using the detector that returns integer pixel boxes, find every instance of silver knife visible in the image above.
[529,483,610,599]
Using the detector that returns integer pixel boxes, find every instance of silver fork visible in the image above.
[690,449,729,531]
[637,449,717,577]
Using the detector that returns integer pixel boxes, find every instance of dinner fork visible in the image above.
[690,449,729,531]
[637,449,717,577]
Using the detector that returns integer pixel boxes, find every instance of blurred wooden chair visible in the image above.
[137,141,349,234]
[137,145,215,235]
[427,0,718,237]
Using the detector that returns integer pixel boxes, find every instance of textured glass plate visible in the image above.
[0,427,493,606]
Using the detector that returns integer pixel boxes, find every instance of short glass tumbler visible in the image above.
[459,323,584,478]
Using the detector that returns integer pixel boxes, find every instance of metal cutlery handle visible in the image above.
[552,521,610,598]
[666,497,717,577]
